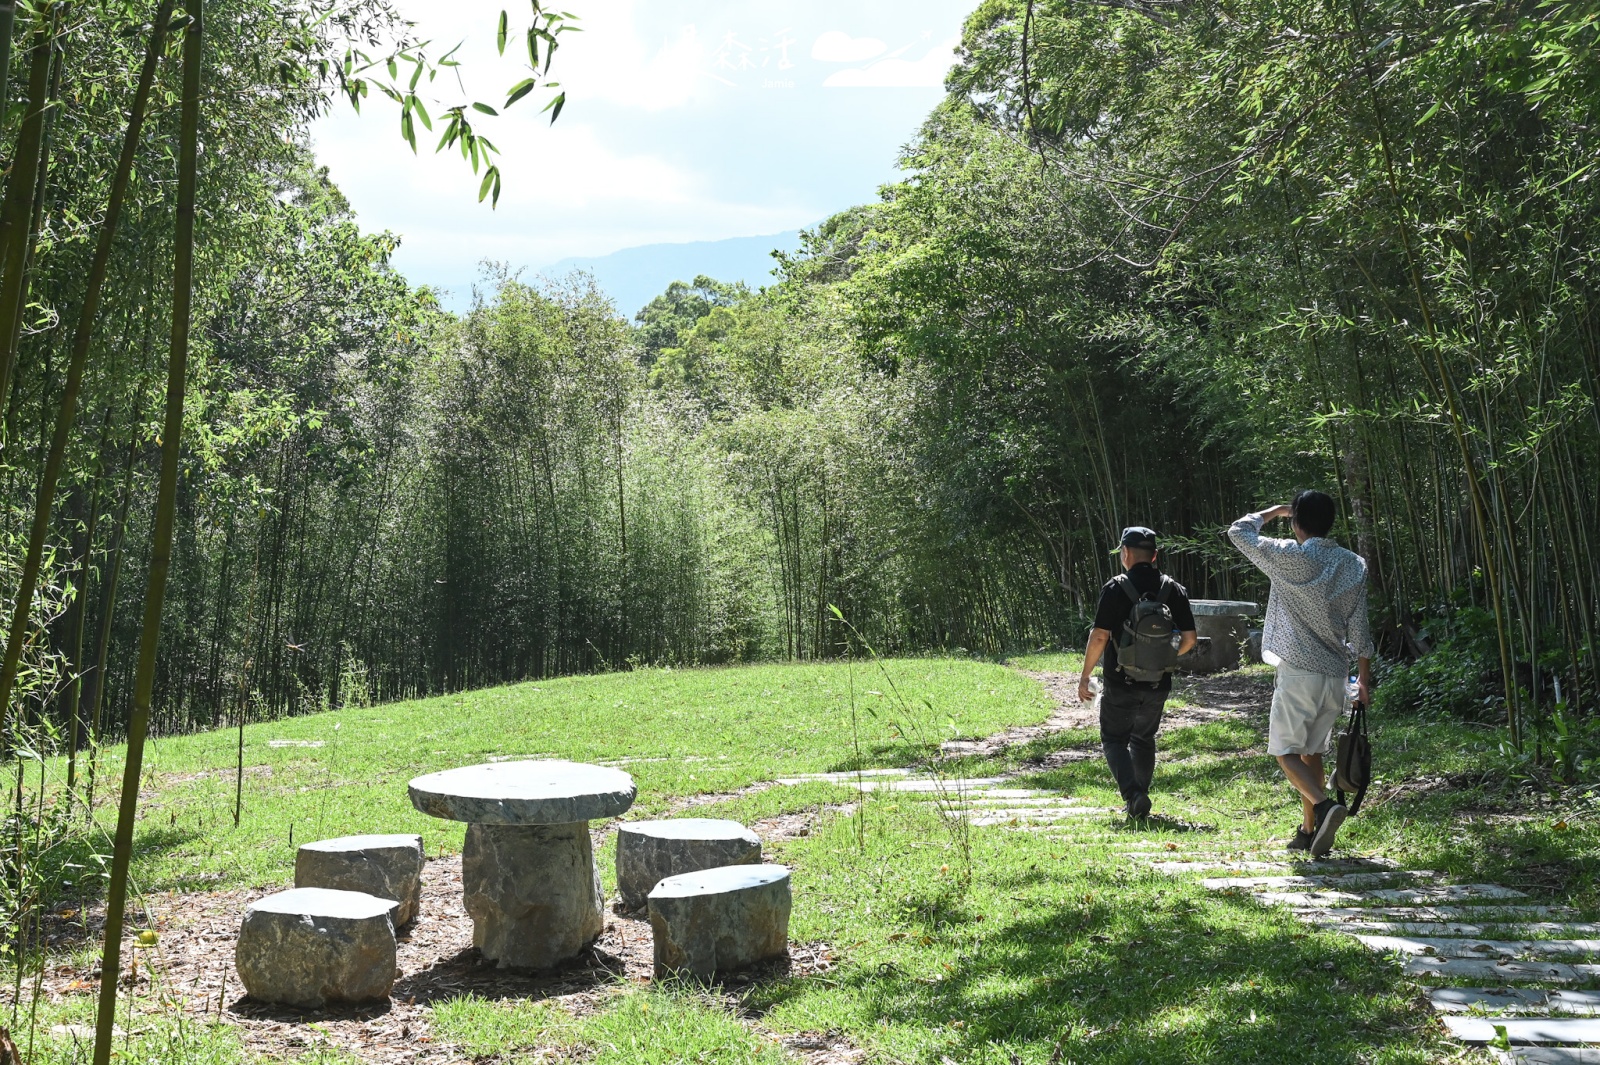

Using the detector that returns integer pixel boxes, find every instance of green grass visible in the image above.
[12,655,1599,1063]
[434,990,787,1064]
[72,658,1048,894]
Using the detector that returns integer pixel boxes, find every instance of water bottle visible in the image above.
[1347,676,1360,707]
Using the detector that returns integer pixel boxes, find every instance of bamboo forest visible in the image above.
[2,0,1599,1063]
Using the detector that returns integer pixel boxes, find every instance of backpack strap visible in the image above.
[1155,576,1174,606]
[1114,573,1141,606]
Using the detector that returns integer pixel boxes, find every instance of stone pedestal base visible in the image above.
[462,821,602,969]
[1194,614,1248,671]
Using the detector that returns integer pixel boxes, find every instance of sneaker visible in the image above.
[1128,792,1152,820]
[1310,800,1347,857]
[1286,827,1313,852]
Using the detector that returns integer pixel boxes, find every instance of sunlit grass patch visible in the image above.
[433,989,787,1064]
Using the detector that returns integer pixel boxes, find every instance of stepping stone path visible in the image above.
[775,768,1118,827]
[1129,839,1600,1061]
[778,765,1595,1061]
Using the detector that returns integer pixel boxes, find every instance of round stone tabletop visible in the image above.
[1189,599,1261,617]
[408,759,636,825]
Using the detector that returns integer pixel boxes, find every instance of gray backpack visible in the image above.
[1115,574,1179,682]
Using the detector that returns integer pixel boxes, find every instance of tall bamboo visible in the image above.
[0,2,16,128]
[91,1,201,1061]
[0,9,54,415]
[0,0,172,744]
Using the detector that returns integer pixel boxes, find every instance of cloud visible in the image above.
[558,10,711,111]
[823,37,958,88]
[811,30,887,63]
[311,110,814,293]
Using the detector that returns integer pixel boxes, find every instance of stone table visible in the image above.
[1179,599,1261,672]
[408,759,636,969]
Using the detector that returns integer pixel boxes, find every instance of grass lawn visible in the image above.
[8,654,1596,1064]
[66,658,1050,895]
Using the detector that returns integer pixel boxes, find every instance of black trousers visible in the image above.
[1100,682,1168,803]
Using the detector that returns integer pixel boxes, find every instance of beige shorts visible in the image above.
[1268,663,1347,756]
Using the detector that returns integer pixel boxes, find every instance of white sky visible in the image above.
[309,0,974,299]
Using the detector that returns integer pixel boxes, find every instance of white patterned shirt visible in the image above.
[1228,514,1375,677]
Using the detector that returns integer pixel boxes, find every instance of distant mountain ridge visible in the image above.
[541,230,806,319]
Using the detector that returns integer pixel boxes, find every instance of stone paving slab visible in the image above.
[1445,1016,1600,1044]
[1431,988,1600,1016]
[1250,889,1366,905]
[920,786,1048,798]
[1257,884,1532,908]
[1308,916,1597,937]
[1403,956,1600,983]
[774,773,1020,792]
[1357,935,1600,959]
[963,806,1106,818]
[951,795,1075,806]
[972,809,1117,826]
[1368,883,1528,903]
[774,769,912,783]
[1148,858,1399,875]
[1201,870,1437,891]
[1295,907,1594,934]
[1502,1048,1600,1063]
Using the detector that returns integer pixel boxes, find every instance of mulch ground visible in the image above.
[18,848,841,1064]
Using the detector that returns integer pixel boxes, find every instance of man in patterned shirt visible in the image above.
[1228,491,1374,856]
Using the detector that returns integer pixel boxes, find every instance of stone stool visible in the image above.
[648,864,791,979]
[235,887,398,1008]
[616,819,761,911]
[295,833,425,926]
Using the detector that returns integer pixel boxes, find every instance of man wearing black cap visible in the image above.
[1076,527,1198,819]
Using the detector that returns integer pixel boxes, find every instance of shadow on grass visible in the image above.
[747,887,1437,1064]
[824,742,942,775]
[18,825,200,952]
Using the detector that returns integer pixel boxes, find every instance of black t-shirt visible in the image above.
[1091,563,1197,692]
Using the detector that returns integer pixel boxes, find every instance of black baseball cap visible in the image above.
[1118,526,1158,551]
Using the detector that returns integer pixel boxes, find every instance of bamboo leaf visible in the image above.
[497,9,508,55]
[505,77,536,107]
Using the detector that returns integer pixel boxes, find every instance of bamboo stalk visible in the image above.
[91,2,201,1062]
[0,9,54,415]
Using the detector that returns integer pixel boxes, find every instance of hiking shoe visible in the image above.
[1286,827,1313,852]
[1128,792,1152,820]
[1310,800,1347,857]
